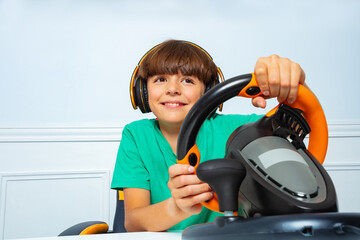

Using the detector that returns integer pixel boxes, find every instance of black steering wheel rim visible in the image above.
[177,73,253,160]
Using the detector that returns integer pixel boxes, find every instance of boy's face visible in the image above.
[147,72,206,129]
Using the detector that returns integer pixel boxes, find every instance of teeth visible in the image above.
[164,103,181,106]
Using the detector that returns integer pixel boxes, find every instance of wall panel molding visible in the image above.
[324,163,360,171]
[0,126,123,143]
[327,121,360,137]
[0,121,359,143]
[0,170,110,239]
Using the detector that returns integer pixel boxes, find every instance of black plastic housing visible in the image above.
[197,159,246,212]
[182,213,360,240]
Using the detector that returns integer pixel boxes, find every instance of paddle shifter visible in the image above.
[196,158,246,216]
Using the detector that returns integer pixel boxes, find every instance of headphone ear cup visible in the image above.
[205,78,220,93]
[141,79,151,113]
[134,77,151,113]
[205,77,222,115]
[205,83,212,93]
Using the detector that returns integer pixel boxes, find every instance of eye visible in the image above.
[182,78,194,84]
[154,77,166,83]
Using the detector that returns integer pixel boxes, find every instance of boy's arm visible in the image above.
[123,164,213,232]
[123,188,189,232]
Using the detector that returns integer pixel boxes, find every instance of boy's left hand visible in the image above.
[252,54,306,108]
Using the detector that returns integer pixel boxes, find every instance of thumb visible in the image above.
[251,96,266,108]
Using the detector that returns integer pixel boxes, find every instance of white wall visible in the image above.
[0,0,360,239]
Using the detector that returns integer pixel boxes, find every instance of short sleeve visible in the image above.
[111,126,150,190]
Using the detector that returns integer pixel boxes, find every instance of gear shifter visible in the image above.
[196,158,246,215]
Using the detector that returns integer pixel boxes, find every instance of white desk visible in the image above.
[13,232,182,240]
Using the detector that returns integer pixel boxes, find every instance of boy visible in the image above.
[111,40,307,232]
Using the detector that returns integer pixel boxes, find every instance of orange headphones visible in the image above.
[129,41,225,113]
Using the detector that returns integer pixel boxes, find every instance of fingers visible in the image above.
[168,164,211,195]
[171,182,212,199]
[278,58,291,103]
[168,164,198,188]
[175,191,213,215]
[169,173,204,191]
[168,163,194,178]
[287,62,301,104]
[168,164,213,215]
[254,55,305,106]
[171,185,213,216]
[254,58,270,97]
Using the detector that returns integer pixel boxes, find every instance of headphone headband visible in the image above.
[130,41,224,113]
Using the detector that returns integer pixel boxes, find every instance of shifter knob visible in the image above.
[196,158,246,213]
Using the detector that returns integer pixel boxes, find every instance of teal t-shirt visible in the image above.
[111,113,262,231]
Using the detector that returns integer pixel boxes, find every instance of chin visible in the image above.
[158,118,184,128]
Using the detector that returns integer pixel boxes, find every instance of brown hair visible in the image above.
[137,40,219,85]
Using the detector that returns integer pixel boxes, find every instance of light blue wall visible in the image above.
[1,0,359,126]
[0,1,360,238]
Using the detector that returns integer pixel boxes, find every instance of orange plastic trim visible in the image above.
[177,144,201,169]
[237,73,262,98]
[130,66,139,110]
[284,85,328,163]
[79,223,109,235]
[237,73,328,164]
[178,144,233,213]
[118,190,124,200]
[202,192,220,212]
[191,192,240,214]
[264,85,328,163]
[217,67,225,111]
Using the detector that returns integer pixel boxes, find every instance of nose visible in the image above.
[166,80,181,95]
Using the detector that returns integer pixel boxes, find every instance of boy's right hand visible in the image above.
[167,164,213,216]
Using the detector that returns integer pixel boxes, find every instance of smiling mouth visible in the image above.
[162,102,186,107]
